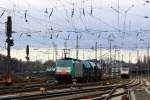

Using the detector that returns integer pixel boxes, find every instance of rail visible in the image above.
[0,79,137,100]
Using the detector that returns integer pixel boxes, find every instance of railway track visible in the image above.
[74,79,139,100]
[0,78,126,95]
[0,78,138,100]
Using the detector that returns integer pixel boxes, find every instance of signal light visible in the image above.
[6,38,14,46]
[26,56,30,60]
[26,45,29,56]
[6,16,12,38]
[26,45,30,61]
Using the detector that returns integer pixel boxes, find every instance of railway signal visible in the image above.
[6,16,12,37]
[5,16,14,85]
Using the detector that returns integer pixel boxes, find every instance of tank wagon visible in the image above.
[55,58,102,82]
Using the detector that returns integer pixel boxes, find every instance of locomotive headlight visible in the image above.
[56,66,71,73]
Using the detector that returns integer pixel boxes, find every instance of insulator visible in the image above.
[90,7,92,16]
[83,8,85,16]
[50,34,53,39]
[25,10,28,22]
[49,8,53,18]
[44,8,48,13]
[71,8,74,17]
[0,10,5,18]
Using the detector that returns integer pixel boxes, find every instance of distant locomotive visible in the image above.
[120,66,129,79]
[55,58,102,82]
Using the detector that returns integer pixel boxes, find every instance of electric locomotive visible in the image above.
[120,66,130,79]
[55,58,83,81]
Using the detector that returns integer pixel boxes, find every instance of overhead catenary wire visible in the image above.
[0,0,150,50]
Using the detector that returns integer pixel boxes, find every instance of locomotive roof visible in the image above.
[58,57,82,62]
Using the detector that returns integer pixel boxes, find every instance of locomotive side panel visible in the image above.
[74,62,83,78]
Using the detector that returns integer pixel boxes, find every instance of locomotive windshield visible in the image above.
[57,63,70,67]
[56,60,73,67]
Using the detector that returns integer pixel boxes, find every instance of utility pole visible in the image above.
[64,37,68,59]
[122,54,124,65]
[52,41,57,61]
[5,16,14,85]
[54,44,57,61]
[117,50,120,73]
[114,45,117,62]
[129,52,131,64]
[117,50,120,61]
[76,32,79,59]
[110,40,112,63]
[147,39,150,79]
[53,42,57,61]
[99,44,102,63]
[117,0,120,30]
[136,33,139,78]
[116,49,120,77]
[137,49,140,77]
[95,42,98,61]
[108,34,113,77]
[108,35,113,63]
[82,48,84,60]
[129,52,131,76]
[114,46,117,77]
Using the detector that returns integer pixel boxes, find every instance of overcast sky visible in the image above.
[0,0,150,50]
